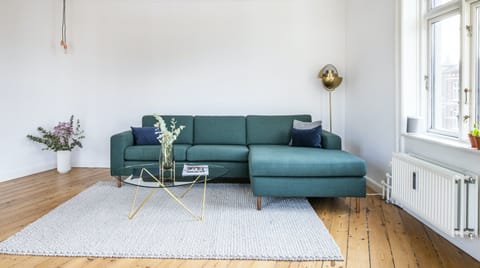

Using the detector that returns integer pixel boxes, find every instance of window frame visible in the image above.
[426,10,462,137]
[429,0,459,10]
[471,1,480,124]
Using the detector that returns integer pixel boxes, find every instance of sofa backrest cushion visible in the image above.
[142,115,194,144]
[246,115,312,145]
[194,116,246,145]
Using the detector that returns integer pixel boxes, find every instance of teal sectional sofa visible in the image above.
[110,114,366,210]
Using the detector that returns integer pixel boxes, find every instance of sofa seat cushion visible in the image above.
[124,144,190,161]
[249,145,366,177]
[187,145,249,162]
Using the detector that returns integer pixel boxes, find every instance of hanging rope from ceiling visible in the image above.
[60,0,67,50]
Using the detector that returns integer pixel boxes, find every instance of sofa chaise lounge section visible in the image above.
[110,114,367,211]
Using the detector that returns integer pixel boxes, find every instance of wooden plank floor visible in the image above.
[0,168,479,268]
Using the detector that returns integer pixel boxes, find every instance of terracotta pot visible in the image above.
[475,136,480,150]
[469,134,477,148]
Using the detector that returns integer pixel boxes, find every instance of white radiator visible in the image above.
[391,153,479,238]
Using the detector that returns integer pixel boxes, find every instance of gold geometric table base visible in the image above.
[127,167,208,220]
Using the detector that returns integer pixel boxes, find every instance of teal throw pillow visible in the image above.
[290,125,322,148]
[131,127,160,145]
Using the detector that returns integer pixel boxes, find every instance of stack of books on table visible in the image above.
[182,164,209,176]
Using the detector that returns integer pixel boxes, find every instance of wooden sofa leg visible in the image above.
[355,197,361,213]
[257,197,262,210]
[116,176,122,188]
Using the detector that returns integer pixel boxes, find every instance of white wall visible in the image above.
[0,0,80,180]
[0,0,347,181]
[344,0,397,189]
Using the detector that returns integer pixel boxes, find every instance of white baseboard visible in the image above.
[72,161,109,168]
[0,163,55,183]
[0,161,110,183]
[366,176,383,193]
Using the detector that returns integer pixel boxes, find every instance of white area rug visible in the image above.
[0,182,343,261]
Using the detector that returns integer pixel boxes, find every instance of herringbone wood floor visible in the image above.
[0,168,478,268]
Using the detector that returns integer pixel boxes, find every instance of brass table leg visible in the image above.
[128,169,208,220]
[201,175,207,220]
[158,185,202,220]
[179,175,202,198]
[129,187,158,219]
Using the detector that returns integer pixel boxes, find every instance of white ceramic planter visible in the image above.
[56,150,72,174]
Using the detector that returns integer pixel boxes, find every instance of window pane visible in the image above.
[431,14,460,134]
[431,0,454,8]
[477,7,480,123]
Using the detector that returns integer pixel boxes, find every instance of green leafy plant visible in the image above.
[27,115,85,151]
[153,114,185,145]
[471,123,480,137]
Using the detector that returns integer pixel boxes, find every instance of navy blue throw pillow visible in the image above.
[290,126,322,148]
[131,127,160,145]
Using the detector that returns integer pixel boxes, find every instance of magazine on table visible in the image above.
[182,164,209,176]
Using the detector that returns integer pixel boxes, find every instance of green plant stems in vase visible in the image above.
[161,143,174,170]
[27,115,84,151]
[26,115,85,174]
[153,114,185,175]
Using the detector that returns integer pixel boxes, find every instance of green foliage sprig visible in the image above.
[153,114,185,145]
[471,123,480,137]
[27,115,85,151]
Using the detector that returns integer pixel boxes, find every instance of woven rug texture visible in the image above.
[0,182,343,261]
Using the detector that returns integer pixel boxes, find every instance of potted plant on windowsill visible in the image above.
[469,123,480,149]
[27,115,85,173]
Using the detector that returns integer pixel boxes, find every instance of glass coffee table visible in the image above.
[121,163,227,220]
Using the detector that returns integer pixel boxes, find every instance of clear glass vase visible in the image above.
[160,143,174,170]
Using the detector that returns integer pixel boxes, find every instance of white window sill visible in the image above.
[402,132,480,155]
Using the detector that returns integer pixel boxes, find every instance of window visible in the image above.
[474,3,480,124]
[429,14,460,136]
[401,0,480,141]
[431,0,454,9]
[423,0,474,139]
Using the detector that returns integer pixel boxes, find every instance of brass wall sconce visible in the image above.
[318,64,343,132]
